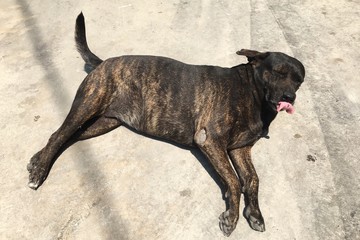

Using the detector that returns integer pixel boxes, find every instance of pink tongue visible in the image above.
[277,101,295,114]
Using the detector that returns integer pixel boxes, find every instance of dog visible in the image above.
[27,12,305,236]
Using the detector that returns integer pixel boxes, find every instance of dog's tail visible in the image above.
[75,12,103,71]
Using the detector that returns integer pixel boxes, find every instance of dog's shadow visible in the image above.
[189,149,228,198]
[125,127,229,204]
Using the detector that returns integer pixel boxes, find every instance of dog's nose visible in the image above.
[282,91,296,103]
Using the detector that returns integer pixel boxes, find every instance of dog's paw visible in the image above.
[219,210,238,237]
[27,151,47,190]
[244,205,265,232]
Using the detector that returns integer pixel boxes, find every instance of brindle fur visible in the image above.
[27,13,305,236]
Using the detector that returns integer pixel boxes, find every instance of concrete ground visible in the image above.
[1,0,359,239]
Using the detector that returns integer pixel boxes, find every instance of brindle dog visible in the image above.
[27,13,305,236]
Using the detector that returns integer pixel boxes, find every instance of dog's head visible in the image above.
[237,49,305,113]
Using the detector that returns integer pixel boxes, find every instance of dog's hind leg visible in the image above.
[73,115,121,141]
[27,113,97,189]
[229,146,265,232]
[27,77,115,190]
[27,116,121,190]
[52,116,122,160]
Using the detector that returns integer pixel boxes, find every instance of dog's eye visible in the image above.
[273,70,287,77]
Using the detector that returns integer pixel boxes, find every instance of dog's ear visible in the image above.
[236,49,269,65]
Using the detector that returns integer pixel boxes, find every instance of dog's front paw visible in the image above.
[219,210,238,237]
[27,151,47,190]
[244,205,265,232]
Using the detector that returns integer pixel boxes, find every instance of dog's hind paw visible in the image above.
[219,210,238,237]
[27,151,47,190]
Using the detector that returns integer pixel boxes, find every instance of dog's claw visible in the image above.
[248,215,265,232]
[28,181,40,190]
[219,210,238,237]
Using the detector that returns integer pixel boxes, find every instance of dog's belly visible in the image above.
[107,96,196,145]
[142,112,196,146]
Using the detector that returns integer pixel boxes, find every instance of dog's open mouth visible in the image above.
[277,101,295,114]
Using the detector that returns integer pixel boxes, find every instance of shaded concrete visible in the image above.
[0,0,359,239]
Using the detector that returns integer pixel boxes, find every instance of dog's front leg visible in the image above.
[229,146,265,232]
[195,130,241,236]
